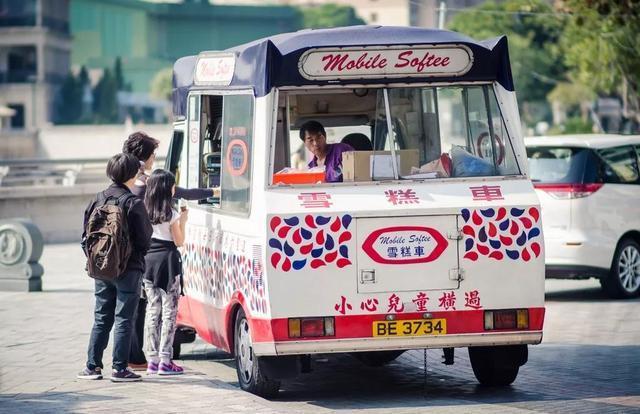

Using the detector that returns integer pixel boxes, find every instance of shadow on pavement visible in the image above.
[0,392,121,412]
[44,288,93,293]
[181,349,233,362]
[0,376,239,413]
[243,345,640,412]
[545,286,640,302]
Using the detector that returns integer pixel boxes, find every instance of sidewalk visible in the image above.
[2,243,639,414]
[0,243,278,414]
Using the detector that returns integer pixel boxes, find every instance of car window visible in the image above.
[596,145,639,184]
[526,146,589,183]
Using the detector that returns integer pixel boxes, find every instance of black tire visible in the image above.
[601,238,640,298]
[468,346,524,386]
[172,341,181,360]
[352,350,405,367]
[234,309,280,398]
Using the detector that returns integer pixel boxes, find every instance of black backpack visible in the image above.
[83,192,135,281]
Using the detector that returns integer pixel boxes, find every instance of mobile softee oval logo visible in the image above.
[362,226,448,265]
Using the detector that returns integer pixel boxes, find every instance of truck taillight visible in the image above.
[288,317,335,338]
[534,183,603,199]
[484,309,529,330]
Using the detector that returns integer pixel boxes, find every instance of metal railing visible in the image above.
[0,157,166,187]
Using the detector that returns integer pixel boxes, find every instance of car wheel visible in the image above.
[234,309,280,398]
[602,238,640,298]
[352,350,405,367]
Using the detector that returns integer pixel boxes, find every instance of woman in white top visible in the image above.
[142,169,188,375]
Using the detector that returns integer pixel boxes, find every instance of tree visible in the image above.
[93,69,118,123]
[300,4,365,29]
[114,56,126,91]
[78,65,89,87]
[77,66,92,121]
[150,67,173,101]
[447,0,568,124]
[560,0,640,125]
[56,73,83,124]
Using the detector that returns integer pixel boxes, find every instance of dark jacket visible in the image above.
[144,238,183,294]
[82,183,153,273]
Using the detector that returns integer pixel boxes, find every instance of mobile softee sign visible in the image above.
[298,45,474,80]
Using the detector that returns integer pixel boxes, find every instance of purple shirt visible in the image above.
[308,143,353,183]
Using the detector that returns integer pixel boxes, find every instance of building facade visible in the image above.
[71,0,300,94]
[0,0,71,131]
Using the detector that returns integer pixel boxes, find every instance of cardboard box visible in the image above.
[342,150,420,182]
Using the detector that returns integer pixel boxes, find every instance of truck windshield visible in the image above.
[272,85,520,185]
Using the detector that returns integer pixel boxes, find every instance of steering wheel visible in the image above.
[475,132,505,165]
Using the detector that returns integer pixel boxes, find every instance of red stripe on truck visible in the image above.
[178,295,544,350]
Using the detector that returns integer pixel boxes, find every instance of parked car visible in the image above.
[525,134,640,298]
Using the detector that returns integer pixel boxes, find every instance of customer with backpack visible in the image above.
[122,131,218,370]
[142,169,187,375]
[78,153,153,382]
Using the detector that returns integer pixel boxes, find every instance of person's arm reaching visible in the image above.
[174,186,219,201]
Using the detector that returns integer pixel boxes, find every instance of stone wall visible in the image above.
[0,183,103,243]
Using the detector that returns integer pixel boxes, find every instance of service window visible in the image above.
[220,95,253,213]
[186,92,254,214]
[270,84,521,186]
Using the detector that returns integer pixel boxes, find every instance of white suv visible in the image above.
[526,134,640,298]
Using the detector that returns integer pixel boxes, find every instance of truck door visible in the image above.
[356,215,461,293]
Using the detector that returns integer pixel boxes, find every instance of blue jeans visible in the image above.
[86,269,141,371]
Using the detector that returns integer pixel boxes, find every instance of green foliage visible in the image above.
[114,57,125,91]
[91,57,129,124]
[78,65,89,86]
[55,58,132,125]
[448,0,568,121]
[150,67,173,101]
[93,69,118,123]
[56,73,83,124]
[561,0,640,121]
[300,4,365,29]
[547,81,595,108]
[55,65,92,125]
[547,116,594,135]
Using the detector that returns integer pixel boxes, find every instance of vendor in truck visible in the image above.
[300,120,353,183]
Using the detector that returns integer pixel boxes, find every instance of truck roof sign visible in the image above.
[298,45,473,81]
[194,53,235,86]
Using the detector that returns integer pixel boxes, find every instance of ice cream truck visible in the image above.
[167,26,545,397]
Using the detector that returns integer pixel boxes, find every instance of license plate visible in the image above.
[372,319,447,337]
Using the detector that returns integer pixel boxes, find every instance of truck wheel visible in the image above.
[352,350,405,367]
[602,238,640,298]
[234,309,280,398]
[468,345,526,386]
[172,341,181,360]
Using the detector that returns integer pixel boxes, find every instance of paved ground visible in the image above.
[1,243,639,413]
